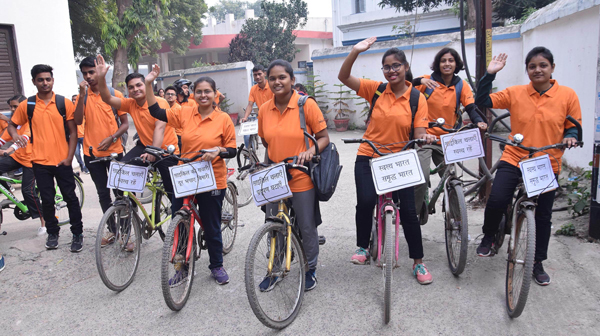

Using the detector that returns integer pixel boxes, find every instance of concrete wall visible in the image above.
[0,0,77,98]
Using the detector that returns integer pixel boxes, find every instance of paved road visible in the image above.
[1,130,599,335]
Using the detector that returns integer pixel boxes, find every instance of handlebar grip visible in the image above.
[341,138,362,144]
[3,152,9,157]
[428,122,437,128]
[566,115,583,143]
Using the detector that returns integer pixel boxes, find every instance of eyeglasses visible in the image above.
[195,90,214,96]
[165,93,176,97]
[381,63,404,73]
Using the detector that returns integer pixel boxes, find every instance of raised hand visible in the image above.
[95,55,111,78]
[78,80,89,95]
[353,37,377,54]
[487,53,507,75]
[146,64,160,84]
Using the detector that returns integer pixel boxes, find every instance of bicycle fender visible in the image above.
[519,200,536,210]
[227,181,238,196]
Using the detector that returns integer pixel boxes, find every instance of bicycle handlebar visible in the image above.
[428,120,478,133]
[341,138,425,156]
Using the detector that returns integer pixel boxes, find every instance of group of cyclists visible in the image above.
[0,37,583,296]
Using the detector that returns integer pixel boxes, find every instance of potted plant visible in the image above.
[328,83,355,132]
[306,73,330,127]
[218,91,237,124]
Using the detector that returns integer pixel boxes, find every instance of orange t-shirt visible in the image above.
[249,83,274,109]
[215,90,223,104]
[76,121,85,138]
[0,120,8,134]
[12,93,75,166]
[258,91,327,192]
[490,79,582,173]
[119,96,179,154]
[357,79,429,157]
[163,106,236,189]
[415,74,474,136]
[0,123,32,167]
[75,90,126,157]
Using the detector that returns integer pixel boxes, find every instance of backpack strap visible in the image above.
[408,88,420,140]
[454,79,464,127]
[26,96,36,144]
[368,82,388,124]
[297,95,313,151]
[54,95,70,143]
[423,87,434,99]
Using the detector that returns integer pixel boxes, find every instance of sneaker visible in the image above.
[100,233,115,247]
[13,168,23,176]
[351,247,370,265]
[305,269,317,291]
[168,268,189,287]
[83,169,90,174]
[0,255,5,273]
[259,275,282,292]
[412,263,433,285]
[37,227,47,236]
[477,234,495,257]
[533,261,551,286]
[211,267,229,285]
[45,233,59,250]
[70,234,84,252]
[123,240,135,252]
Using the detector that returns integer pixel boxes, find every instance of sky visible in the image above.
[203,0,333,18]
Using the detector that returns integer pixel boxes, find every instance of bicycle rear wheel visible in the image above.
[245,220,306,329]
[56,176,84,225]
[445,184,469,275]
[235,148,254,207]
[251,135,263,164]
[161,214,196,311]
[506,208,535,318]
[222,182,238,254]
[383,212,393,324]
[95,204,142,291]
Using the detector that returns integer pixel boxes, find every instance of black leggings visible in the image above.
[354,156,424,259]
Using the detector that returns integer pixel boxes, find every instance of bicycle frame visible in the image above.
[267,200,293,273]
[119,170,171,231]
[375,193,400,264]
[0,176,28,213]
[170,194,204,264]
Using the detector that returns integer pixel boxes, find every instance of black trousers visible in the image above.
[84,153,123,213]
[483,161,556,262]
[122,142,178,214]
[0,157,42,219]
[32,163,83,235]
[354,156,424,259]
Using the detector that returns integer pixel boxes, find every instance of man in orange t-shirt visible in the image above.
[241,65,273,150]
[9,64,83,252]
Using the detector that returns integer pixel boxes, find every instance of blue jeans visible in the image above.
[74,137,87,172]
[243,116,257,149]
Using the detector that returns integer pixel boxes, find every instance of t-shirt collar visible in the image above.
[36,92,56,104]
[383,81,413,100]
[269,90,299,112]
[527,79,557,97]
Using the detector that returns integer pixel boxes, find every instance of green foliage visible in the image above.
[511,7,539,24]
[219,91,234,112]
[562,163,593,217]
[391,20,413,40]
[328,84,357,120]
[228,0,308,66]
[306,71,329,117]
[192,58,212,68]
[69,0,110,61]
[209,0,263,22]
[555,223,576,236]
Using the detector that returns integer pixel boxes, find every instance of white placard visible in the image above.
[370,150,425,195]
[107,162,149,193]
[249,163,293,206]
[439,128,485,164]
[239,120,259,136]
[519,154,558,198]
[169,161,218,198]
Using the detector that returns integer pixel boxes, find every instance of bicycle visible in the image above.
[93,146,173,292]
[483,114,583,318]
[161,149,238,311]
[233,110,263,208]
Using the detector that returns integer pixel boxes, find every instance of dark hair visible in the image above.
[79,56,96,70]
[266,60,295,79]
[381,48,413,82]
[125,72,145,86]
[294,83,307,93]
[6,95,26,105]
[158,88,165,93]
[31,64,53,79]
[193,77,217,93]
[252,64,265,73]
[431,47,464,74]
[164,85,177,94]
[525,46,554,67]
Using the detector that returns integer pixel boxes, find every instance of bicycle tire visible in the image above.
[161,214,197,311]
[245,220,306,329]
[251,135,263,164]
[235,148,254,207]
[506,208,535,318]
[95,204,142,291]
[56,176,85,225]
[383,212,393,324]
[222,182,238,254]
[445,184,469,275]
[156,190,170,241]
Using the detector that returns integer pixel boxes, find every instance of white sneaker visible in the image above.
[37,227,47,236]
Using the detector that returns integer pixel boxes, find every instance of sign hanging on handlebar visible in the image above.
[439,128,485,164]
[370,150,425,195]
[169,161,218,198]
[239,120,259,136]
[249,163,292,206]
[107,162,149,193]
[518,154,558,197]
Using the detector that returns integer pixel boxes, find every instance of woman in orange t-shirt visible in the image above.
[475,47,582,286]
[338,37,437,285]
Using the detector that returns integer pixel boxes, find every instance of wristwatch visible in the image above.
[111,134,117,143]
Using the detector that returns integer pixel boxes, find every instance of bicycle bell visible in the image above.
[167,145,176,154]
[513,134,524,144]
[436,118,445,125]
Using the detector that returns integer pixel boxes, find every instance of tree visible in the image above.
[493,0,554,21]
[208,0,263,22]
[69,0,109,62]
[228,0,308,66]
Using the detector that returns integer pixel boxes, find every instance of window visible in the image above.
[354,0,365,14]
[0,25,22,111]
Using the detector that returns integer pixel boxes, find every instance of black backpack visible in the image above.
[84,87,128,147]
[297,95,343,202]
[27,94,69,144]
[368,82,420,139]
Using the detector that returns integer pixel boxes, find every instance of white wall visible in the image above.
[0,0,77,97]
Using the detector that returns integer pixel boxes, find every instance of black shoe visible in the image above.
[305,269,317,292]
[70,234,84,253]
[533,262,551,286]
[45,233,59,250]
[477,234,495,257]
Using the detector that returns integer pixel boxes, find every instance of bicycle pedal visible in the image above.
[0,199,13,209]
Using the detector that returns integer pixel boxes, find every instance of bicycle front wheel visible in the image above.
[222,182,238,254]
[505,208,535,318]
[383,212,393,324]
[235,148,254,207]
[245,220,306,329]
[445,184,469,275]
[251,135,264,164]
[56,176,84,225]
[95,204,142,292]
[161,214,196,311]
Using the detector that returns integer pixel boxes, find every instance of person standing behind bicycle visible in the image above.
[338,37,436,285]
[475,48,582,286]
[257,60,329,292]
[241,65,274,150]
[145,65,237,285]
[412,47,487,222]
